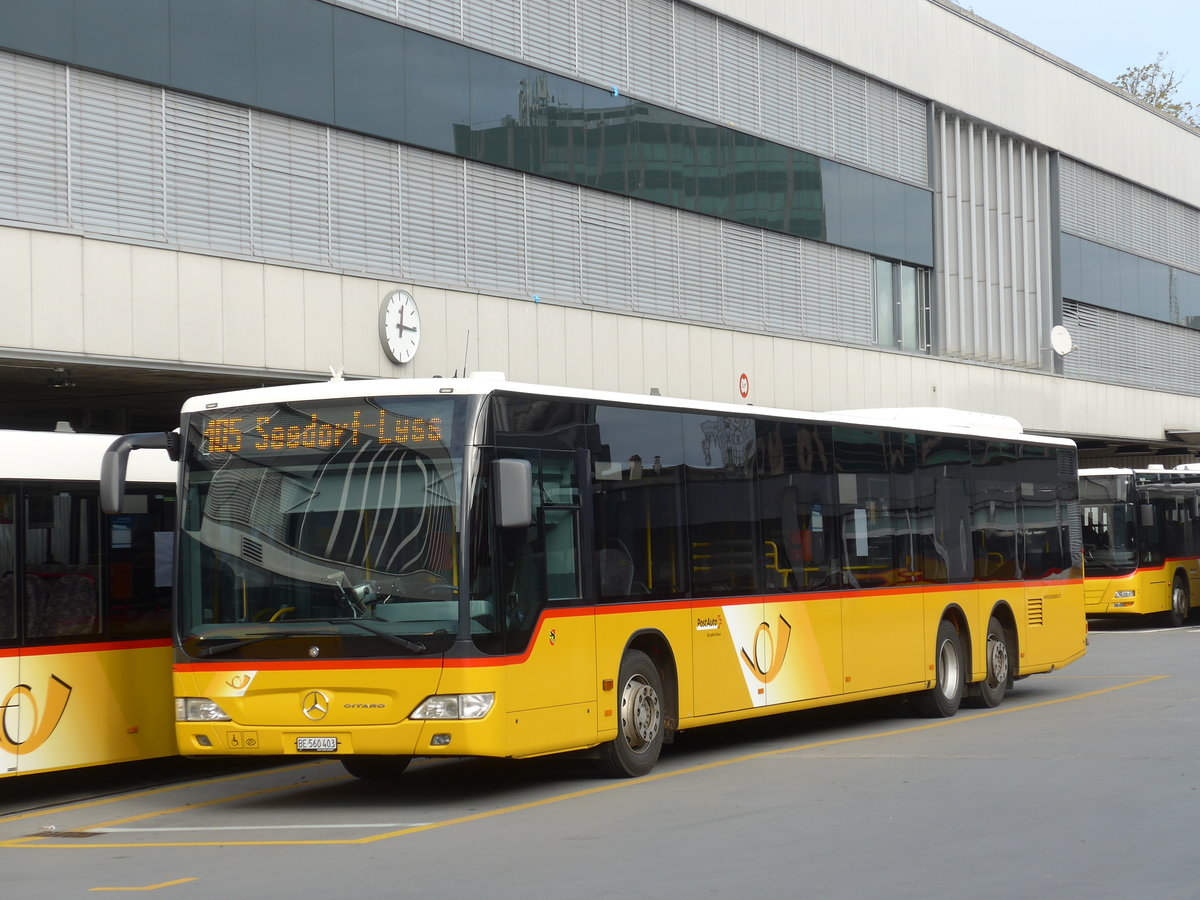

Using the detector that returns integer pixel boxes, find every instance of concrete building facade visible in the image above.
[0,0,1198,463]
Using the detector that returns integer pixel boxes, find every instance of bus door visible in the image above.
[490,448,595,755]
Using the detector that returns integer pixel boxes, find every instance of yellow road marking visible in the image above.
[3,675,1167,850]
[90,877,197,892]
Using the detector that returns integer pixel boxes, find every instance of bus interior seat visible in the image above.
[597,544,635,596]
[44,573,97,636]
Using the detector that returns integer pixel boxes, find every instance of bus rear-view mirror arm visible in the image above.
[101,431,178,514]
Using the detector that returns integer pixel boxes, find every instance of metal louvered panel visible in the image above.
[166,93,252,253]
[831,66,868,169]
[579,191,632,309]
[401,147,467,285]
[896,92,929,187]
[464,0,521,57]
[526,178,582,304]
[759,40,799,151]
[577,0,628,88]
[626,0,674,104]
[1063,299,1200,395]
[524,0,578,75]
[71,71,164,240]
[717,20,760,134]
[721,223,765,331]
[835,246,873,343]
[673,3,719,122]
[252,113,329,264]
[1063,155,1200,275]
[630,203,680,318]
[329,130,401,274]
[865,80,897,182]
[936,110,1050,369]
[337,0,399,19]
[676,213,722,324]
[761,230,804,336]
[466,164,527,295]
[0,52,68,227]
[801,240,839,338]
[396,0,461,38]
[797,52,834,160]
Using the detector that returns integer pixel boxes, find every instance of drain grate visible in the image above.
[27,830,99,838]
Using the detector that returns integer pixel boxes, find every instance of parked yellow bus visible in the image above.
[2,429,176,778]
[1080,466,1200,626]
[104,378,1086,779]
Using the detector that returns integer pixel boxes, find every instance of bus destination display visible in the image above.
[203,409,445,456]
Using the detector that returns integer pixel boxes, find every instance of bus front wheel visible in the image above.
[1165,575,1190,628]
[913,619,964,718]
[598,650,665,778]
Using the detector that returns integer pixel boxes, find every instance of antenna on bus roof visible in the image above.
[461,330,471,379]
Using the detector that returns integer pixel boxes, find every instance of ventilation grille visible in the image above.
[1026,597,1045,628]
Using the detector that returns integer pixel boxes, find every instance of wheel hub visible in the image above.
[621,675,661,750]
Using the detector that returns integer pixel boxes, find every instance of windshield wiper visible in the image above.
[343,618,427,653]
[191,621,427,658]
[194,634,277,658]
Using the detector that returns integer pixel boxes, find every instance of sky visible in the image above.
[963,1,1200,109]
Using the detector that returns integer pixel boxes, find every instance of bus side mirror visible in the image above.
[493,458,533,529]
[101,432,175,514]
[1139,503,1155,528]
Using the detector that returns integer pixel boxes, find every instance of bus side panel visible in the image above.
[843,586,925,694]
[2,642,174,777]
[502,609,597,758]
[690,595,843,718]
[1017,578,1087,673]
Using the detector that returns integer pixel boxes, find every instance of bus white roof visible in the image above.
[0,429,176,484]
[181,375,1075,448]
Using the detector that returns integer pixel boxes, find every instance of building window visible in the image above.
[874,258,930,353]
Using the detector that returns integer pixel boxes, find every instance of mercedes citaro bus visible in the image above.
[102,376,1086,779]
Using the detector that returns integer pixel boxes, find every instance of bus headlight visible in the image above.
[1113,590,1135,599]
[176,697,232,722]
[410,693,494,720]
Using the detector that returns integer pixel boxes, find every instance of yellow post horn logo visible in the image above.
[1,675,73,755]
[740,615,792,684]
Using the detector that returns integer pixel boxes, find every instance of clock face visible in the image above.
[379,290,421,364]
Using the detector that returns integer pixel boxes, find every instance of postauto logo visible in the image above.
[1,675,72,754]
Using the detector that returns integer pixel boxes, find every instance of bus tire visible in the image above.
[598,650,665,778]
[341,755,411,781]
[967,615,1010,709]
[1165,575,1190,628]
[912,619,965,718]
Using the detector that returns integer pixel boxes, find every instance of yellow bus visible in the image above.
[1080,466,1200,626]
[104,378,1086,779]
[2,429,176,778]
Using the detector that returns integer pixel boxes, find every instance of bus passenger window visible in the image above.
[0,490,13,640]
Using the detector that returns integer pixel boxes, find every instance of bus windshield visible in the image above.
[177,395,469,659]
[1079,473,1137,575]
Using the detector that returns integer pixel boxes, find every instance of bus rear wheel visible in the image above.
[1164,576,1190,628]
[598,650,665,778]
[912,619,964,718]
[341,755,411,781]
[967,615,1010,708]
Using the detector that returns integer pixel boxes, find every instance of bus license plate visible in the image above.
[296,737,338,752]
